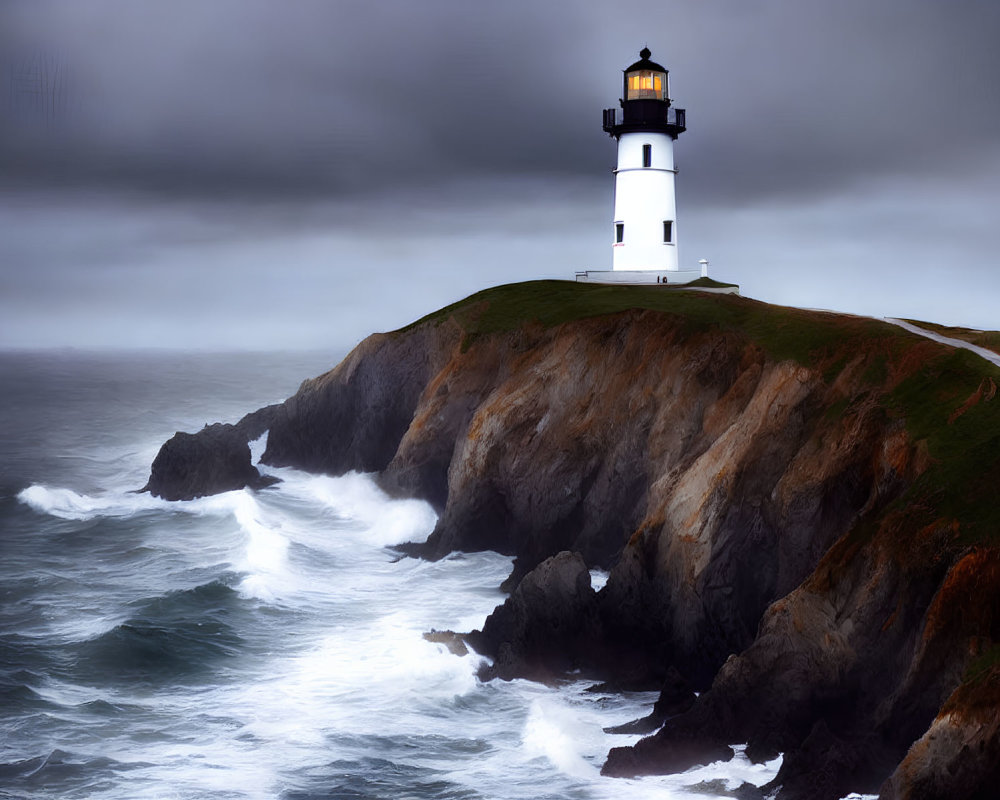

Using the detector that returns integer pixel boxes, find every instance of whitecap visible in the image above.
[589,568,610,591]
[229,615,482,749]
[18,484,164,521]
[229,492,294,603]
[522,698,600,779]
[248,430,269,467]
[272,470,437,546]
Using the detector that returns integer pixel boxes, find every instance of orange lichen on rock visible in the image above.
[884,661,1000,798]
[945,658,1000,717]
[921,547,1000,646]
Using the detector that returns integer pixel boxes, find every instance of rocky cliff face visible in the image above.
[144,281,1000,799]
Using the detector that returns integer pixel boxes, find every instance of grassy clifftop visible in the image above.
[401,280,902,365]
[401,281,1000,547]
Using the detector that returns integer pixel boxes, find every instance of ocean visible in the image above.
[0,349,783,799]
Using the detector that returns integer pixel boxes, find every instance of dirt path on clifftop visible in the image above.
[885,317,1000,367]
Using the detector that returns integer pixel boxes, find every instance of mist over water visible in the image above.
[1,351,783,799]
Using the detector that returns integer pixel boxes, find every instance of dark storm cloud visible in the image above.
[1,0,605,197]
[675,1,1000,204]
[2,0,1000,204]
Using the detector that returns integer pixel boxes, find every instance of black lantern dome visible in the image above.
[603,47,686,139]
[623,46,669,101]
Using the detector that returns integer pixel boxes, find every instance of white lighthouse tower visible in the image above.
[577,48,704,286]
[608,47,685,273]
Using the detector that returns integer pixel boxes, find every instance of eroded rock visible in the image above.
[603,733,734,777]
[603,666,696,734]
[423,629,469,657]
[143,423,277,501]
[470,551,600,682]
[881,663,1000,800]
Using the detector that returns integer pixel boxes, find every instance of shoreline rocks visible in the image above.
[142,422,278,500]
[468,551,600,683]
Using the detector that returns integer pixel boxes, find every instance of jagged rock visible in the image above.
[881,662,1000,800]
[423,629,469,656]
[142,422,277,501]
[685,780,764,799]
[744,740,780,765]
[236,403,282,442]
[263,324,463,512]
[470,551,600,682]
[603,732,734,777]
[686,779,732,797]
[760,721,887,800]
[731,784,765,800]
[604,666,696,734]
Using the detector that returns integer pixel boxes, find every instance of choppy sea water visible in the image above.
[0,350,785,800]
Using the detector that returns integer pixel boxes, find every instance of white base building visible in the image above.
[574,269,702,285]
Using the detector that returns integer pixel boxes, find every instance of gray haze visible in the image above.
[2,0,999,350]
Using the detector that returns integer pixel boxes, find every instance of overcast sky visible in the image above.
[2,0,999,350]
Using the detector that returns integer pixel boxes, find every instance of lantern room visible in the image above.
[623,48,669,102]
[603,47,685,139]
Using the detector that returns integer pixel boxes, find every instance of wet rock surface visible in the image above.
[603,732,735,777]
[422,629,469,657]
[142,421,278,500]
[880,659,1000,800]
[603,666,695,734]
[469,551,600,682]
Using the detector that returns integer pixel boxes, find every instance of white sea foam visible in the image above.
[18,484,165,520]
[14,463,788,800]
[522,698,600,779]
[272,469,438,546]
[18,481,262,522]
[661,744,783,793]
[248,430,269,466]
[230,493,295,603]
[590,568,610,591]
[106,737,281,800]
[233,619,482,746]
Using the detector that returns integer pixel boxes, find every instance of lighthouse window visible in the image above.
[642,144,652,168]
[627,70,665,101]
[663,220,673,243]
[615,223,624,243]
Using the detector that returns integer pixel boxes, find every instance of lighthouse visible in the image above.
[577,48,710,286]
[606,47,685,273]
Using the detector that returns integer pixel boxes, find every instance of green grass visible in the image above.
[861,354,889,386]
[887,348,1000,542]
[663,276,740,289]
[397,280,909,367]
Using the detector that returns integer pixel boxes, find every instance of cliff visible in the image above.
[144,281,1000,799]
